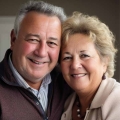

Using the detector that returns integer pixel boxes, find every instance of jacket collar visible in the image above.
[63,78,116,111]
[0,49,18,85]
[90,78,116,109]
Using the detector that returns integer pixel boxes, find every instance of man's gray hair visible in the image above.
[14,0,67,36]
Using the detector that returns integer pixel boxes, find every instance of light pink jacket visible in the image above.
[61,78,120,120]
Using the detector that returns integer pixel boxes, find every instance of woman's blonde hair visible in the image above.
[61,12,117,77]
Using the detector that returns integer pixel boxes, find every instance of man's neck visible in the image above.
[25,79,42,90]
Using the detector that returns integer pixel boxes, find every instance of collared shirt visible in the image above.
[8,54,51,113]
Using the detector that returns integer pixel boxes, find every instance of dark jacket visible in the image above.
[0,49,72,120]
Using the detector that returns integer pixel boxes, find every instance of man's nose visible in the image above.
[34,42,48,57]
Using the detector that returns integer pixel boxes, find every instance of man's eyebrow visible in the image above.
[25,34,59,40]
[25,33,40,39]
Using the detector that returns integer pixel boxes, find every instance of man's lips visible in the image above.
[29,58,49,65]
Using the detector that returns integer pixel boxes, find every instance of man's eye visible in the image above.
[26,39,39,43]
[48,42,58,47]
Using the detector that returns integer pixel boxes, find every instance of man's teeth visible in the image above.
[31,59,44,64]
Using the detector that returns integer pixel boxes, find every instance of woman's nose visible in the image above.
[70,58,82,70]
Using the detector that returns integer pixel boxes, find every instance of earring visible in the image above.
[102,73,106,80]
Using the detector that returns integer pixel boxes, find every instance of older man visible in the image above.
[0,1,72,120]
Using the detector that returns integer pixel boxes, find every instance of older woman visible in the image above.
[60,12,120,120]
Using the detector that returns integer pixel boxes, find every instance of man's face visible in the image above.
[10,12,61,87]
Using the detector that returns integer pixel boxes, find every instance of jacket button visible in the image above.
[36,102,39,105]
[44,118,48,120]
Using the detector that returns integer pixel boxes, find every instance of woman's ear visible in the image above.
[10,29,16,50]
[103,56,109,73]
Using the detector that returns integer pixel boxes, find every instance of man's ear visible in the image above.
[10,29,16,50]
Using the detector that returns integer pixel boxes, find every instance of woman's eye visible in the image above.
[63,57,71,60]
[81,54,89,58]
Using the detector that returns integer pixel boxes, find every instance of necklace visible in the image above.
[72,96,89,120]
[76,99,85,119]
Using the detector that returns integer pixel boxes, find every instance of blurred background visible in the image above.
[0,0,119,81]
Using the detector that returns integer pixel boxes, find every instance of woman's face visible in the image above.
[60,33,107,92]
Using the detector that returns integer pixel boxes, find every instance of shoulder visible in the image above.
[105,78,120,103]
[100,78,120,103]
[106,78,120,95]
[101,78,120,119]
